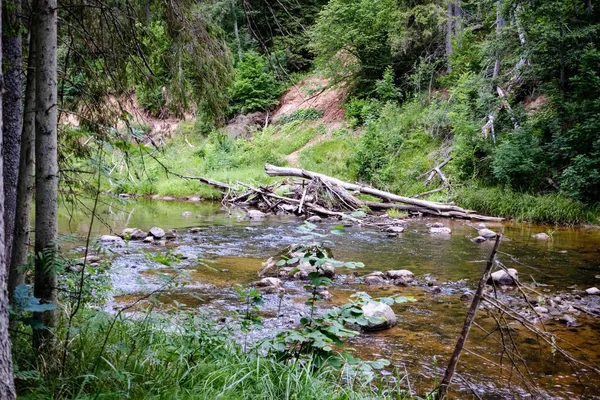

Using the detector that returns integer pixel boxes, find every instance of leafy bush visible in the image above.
[228,51,285,115]
[344,97,381,127]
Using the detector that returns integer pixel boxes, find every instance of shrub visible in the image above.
[276,108,324,124]
[228,51,285,115]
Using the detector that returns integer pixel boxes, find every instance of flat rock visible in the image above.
[532,232,550,240]
[385,226,405,234]
[489,268,519,285]
[534,306,549,314]
[98,235,125,246]
[430,227,451,235]
[477,223,487,229]
[149,227,166,239]
[189,227,203,233]
[187,197,202,202]
[306,215,322,223]
[478,229,497,239]
[585,287,600,295]
[361,302,397,331]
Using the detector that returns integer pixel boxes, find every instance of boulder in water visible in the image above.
[98,235,125,246]
[306,215,322,223]
[361,302,397,331]
[254,277,283,294]
[385,270,414,285]
[120,228,146,240]
[247,210,267,220]
[149,227,166,239]
[471,236,486,243]
[488,268,519,285]
[532,232,550,240]
[478,229,497,239]
[585,287,600,295]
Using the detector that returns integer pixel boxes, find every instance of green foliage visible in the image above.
[276,108,324,124]
[344,97,381,127]
[228,51,285,115]
[11,285,57,330]
[375,67,401,103]
[146,250,179,267]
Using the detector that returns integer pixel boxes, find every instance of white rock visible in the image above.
[477,223,487,229]
[386,226,405,234]
[585,287,600,295]
[532,232,550,240]
[471,236,486,243]
[255,277,282,287]
[534,306,549,314]
[149,227,165,239]
[143,236,154,243]
[430,227,452,235]
[478,229,497,239]
[489,268,519,285]
[306,215,322,223]
[361,302,397,331]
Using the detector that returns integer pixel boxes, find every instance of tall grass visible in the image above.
[13,310,413,400]
[455,186,599,225]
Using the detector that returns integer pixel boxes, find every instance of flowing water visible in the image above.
[59,198,600,399]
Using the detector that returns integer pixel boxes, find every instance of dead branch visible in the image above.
[438,230,503,399]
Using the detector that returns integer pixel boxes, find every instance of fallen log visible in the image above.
[265,164,470,214]
[365,201,504,221]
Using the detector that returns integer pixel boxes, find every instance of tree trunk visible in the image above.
[33,0,59,351]
[445,1,453,73]
[9,20,36,301]
[2,0,23,267]
[232,1,243,61]
[0,2,18,398]
[493,0,505,79]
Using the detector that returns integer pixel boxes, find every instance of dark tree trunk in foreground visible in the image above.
[0,2,18,398]
[9,19,36,301]
[33,0,59,351]
[2,0,23,267]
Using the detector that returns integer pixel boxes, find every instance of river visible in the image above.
[59,198,600,399]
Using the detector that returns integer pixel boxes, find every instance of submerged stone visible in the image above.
[478,229,497,239]
[471,236,487,243]
[430,227,452,235]
[532,232,550,240]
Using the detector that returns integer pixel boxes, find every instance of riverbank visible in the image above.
[99,117,599,226]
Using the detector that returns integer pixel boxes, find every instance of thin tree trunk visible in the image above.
[33,0,59,351]
[9,21,36,301]
[233,6,243,61]
[445,1,454,73]
[493,0,505,79]
[2,0,23,267]
[0,2,18,398]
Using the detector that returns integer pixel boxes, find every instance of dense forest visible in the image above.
[0,0,599,399]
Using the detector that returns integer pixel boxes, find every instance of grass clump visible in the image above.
[455,186,599,225]
[276,108,324,125]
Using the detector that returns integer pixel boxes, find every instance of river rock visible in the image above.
[534,306,549,314]
[143,236,154,243]
[189,227,203,233]
[361,302,397,331]
[165,229,177,239]
[558,314,578,327]
[306,215,322,223]
[532,232,550,240]
[174,252,198,262]
[98,235,125,246]
[489,268,519,285]
[292,261,335,280]
[585,287,600,295]
[254,277,283,294]
[385,270,414,284]
[247,210,267,219]
[258,257,278,277]
[430,227,451,235]
[477,223,487,229]
[478,229,497,239]
[385,226,405,234]
[471,236,487,243]
[431,222,444,228]
[120,228,146,240]
[180,211,193,217]
[460,292,473,301]
[364,275,386,285]
[149,227,166,239]
[187,196,202,202]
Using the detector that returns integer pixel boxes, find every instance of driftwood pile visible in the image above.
[216,164,503,222]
